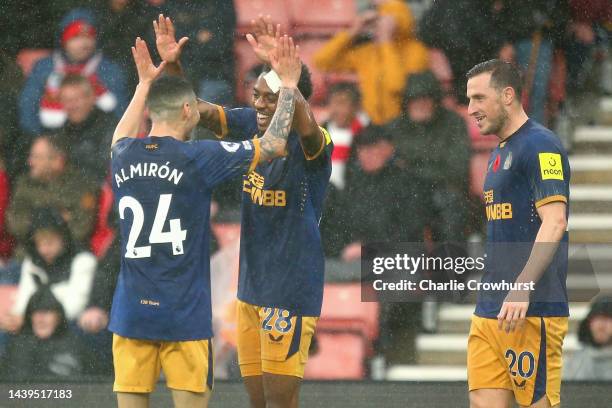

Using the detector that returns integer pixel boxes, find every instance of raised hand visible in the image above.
[269,35,301,89]
[153,14,189,63]
[246,14,281,64]
[131,37,166,85]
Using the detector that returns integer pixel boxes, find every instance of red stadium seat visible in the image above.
[16,49,51,76]
[297,39,329,104]
[234,0,291,33]
[304,332,366,379]
[90,181,115,258]
[234,39,263,105]
[319,283,379,341]
[288,0,357,35]
[470,151,492,198]
[325,72,358,86]
[311,105,330,124]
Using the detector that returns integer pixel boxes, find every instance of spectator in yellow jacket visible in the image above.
[314,0,429,125]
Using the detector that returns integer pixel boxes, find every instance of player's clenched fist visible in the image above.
[269,35,301,89]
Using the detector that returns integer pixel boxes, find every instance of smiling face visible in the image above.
[252,74,279,133]
[466,72,509,136]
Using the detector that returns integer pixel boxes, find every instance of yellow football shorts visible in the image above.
[237,300,318,378]
[467,315,568,406]
[113,334,213,393]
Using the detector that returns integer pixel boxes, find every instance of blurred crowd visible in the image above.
[0,0,610,379]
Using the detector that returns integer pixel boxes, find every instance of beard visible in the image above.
[484,104,509,136]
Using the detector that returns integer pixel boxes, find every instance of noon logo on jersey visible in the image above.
[539,152,564,180]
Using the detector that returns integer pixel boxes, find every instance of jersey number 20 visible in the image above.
[119,194,187,258]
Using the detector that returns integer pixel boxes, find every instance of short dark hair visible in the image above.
[146,76,197,120]
[245,63,266,84]
[466,59,523,98]
[262,64,314,100]
[354,124,392,147]
[60,73,93,92]
[328,82,361,105]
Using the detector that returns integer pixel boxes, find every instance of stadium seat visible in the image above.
[234,0,290,33]
[234,39,262,105]
[304,331,366,379]
[470,151,491,198]
[0,169,14,259]
[311,105,330,123]
[16,49,51,76]
[90,181,115,258]
[288,0,357,36]
[319,282,379,342]
[297,39,330,104]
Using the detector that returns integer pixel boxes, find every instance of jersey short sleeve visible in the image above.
[303,127,334,167]
[187,139,260,189]
[216,106,258,141]
[524,137,569,208]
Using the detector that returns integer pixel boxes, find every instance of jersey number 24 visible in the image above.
[119,194,187,259]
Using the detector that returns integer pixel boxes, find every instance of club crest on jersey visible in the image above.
[539,153,563,180]
[221,141,241,152]
[503,151,512,170]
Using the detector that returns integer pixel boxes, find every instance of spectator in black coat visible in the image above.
[339,125,426,262]
[163,1,237,105]
[94,0,158,90]
[0,286,86,380]
[56,74,115,184]
[387,71,471,242]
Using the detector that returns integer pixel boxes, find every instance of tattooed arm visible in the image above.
[257,87,297,162]
[255,35,301,163]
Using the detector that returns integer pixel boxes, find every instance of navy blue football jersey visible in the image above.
[218,107,332,317]
[109,136,258,341]
[476,120,570,318]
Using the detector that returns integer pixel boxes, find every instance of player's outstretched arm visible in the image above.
[111,38,165,148]
[154,14,222,134]
[257,36,301,163]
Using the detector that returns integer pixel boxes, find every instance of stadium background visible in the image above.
[0,0,611,406]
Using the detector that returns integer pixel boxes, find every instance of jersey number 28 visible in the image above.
[119,194,187,259]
